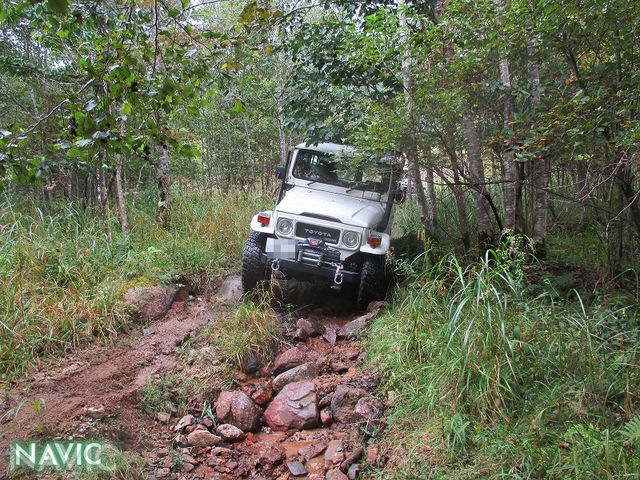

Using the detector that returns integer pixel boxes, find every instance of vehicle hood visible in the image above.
[276,187,385,228]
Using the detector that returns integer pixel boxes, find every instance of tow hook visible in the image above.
[271,259,280,272]
[333,265,343,286]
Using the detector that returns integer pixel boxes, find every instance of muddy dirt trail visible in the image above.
[0,277,387,479]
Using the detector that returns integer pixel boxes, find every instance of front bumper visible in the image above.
[261,238,360,284]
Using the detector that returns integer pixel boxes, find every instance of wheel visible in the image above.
[242,232,270,293]
[357,255,386,311]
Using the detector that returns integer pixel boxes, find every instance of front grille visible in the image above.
[295,222,340,244]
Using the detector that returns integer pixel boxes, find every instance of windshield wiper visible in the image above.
[346,182,366,193]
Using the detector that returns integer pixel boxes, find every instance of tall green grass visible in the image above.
[0,190,268,379]
[367,244,640,478]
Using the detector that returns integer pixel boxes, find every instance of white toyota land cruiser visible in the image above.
[241,142,402,310]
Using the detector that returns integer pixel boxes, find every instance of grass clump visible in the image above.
[207,295,280,372]
[0,189,268,379]
[366,243,640,478]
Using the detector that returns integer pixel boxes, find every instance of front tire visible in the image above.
[242,232,270,293]
[357,255,386,311]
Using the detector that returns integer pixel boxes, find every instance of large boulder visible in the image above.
[215,391,262,432]
[263,381,319,431]
[272,362,317,392]
[123,285,177,321]
[273,347,318,376]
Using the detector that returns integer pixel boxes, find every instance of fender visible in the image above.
[250,211,275,234]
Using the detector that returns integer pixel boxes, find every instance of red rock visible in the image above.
[344,349,360,360]
[215,390,262,432]
[319,392,334,408]
[366,445,378,465]
[156,467,171,478]
[258,447,286,467]
[186,430,222,447]
[173,414,194,432]
[299,442,327,461]
[251,384,273,405]
[320,408,333,426]
[323,328,337,345]
[202,417,214,429]
[287,460,308,476]
[297,318,324,337]
[347,463,361,479]
[354,397,379,423]
[272,362,318,391]
[216,423,246,442]
[263,381,319,431]
[326,468,349,480]
[183,462,195,472]
[340,447,364,471]
[330,361,350,373]
[324,440,345,469]
[273,347,318,375]
[330,385,369,424]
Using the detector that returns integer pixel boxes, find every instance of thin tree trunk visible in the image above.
[446,148,470,251]
[462,111,492,249]
[499,56,520,233]
[115,160,128,238]
[158,143,171,227]
[528,42,548,254]
[424,164,437,230]
[399,0,434,235]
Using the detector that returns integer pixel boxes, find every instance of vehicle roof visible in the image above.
[295,142,357,155]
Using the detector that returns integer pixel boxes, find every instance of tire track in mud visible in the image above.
[0,284,218,474]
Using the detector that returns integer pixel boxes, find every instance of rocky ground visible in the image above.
[0,277,390,479]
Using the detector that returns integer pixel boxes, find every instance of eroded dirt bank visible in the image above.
[1,277,388,479]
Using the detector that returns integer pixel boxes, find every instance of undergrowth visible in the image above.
[366,241,640,479]
[205,294,281,372]
[0,190,268,379]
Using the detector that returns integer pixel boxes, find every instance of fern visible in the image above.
[621,415,640,446]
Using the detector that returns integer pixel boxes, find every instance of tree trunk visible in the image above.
[399,0,434,235]
[158,143,171,228]
[499,56,521,233]
[115,160,128,238]
[424,164,437,230]
[462,111,492,249]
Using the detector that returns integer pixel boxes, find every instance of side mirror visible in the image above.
[275,165,286,181]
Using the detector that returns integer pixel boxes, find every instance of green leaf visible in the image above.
[66,148,82,158]
[168,8,180,18]
[238,2,257,24]
[121,103,132,115]
[231,100,245,113]
[47,0,68,14]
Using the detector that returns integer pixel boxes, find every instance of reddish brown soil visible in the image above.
[0,277,380,479]
[0,285,217,474]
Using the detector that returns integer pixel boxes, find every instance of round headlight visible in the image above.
[342,230,360,248]
[276,217,294,236]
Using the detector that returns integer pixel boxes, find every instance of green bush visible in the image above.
[366,244,640,478]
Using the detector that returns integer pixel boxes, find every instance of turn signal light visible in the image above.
[257,213,271,226]
[367,234,382,247]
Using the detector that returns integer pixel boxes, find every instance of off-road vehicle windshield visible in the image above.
[292,149,390,193]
